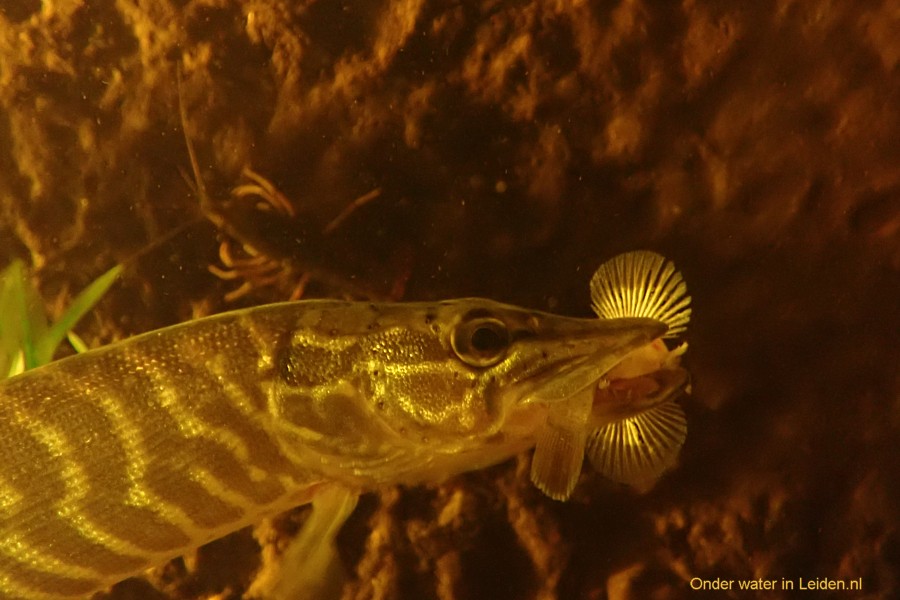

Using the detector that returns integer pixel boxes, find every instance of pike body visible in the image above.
[0,251,691,599]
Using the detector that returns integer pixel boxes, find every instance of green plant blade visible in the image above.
[0,262,25,378]
[0,261,48,377]
[34,264,122,368]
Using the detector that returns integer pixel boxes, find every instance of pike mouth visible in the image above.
[592,366,690,423]
[526,251,693,500]
[518,319,666,404]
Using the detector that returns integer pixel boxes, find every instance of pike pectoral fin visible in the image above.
[530,395,592,501]
[586,399,686,491]
[249,485,358,600]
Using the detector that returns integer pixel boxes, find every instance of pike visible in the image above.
[0,251,691,599]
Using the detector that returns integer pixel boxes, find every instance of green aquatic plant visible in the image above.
[0,260,121,378]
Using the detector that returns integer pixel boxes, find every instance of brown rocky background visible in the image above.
[1,0,898,598]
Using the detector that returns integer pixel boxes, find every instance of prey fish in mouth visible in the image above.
[530,251,692,499]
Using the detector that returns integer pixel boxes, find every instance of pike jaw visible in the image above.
[528,251,692,499]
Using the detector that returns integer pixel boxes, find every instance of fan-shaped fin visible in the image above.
[586,398,687,489]
[591,251,691,338]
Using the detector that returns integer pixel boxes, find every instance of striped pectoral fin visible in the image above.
[247,485,359,600]
[585,398,687,491]
[530,393,593,501]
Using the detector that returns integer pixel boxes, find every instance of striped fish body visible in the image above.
[0,280,679,598]
[0,302,329,598]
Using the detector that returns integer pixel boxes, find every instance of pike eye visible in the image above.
[452,317,510,367]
